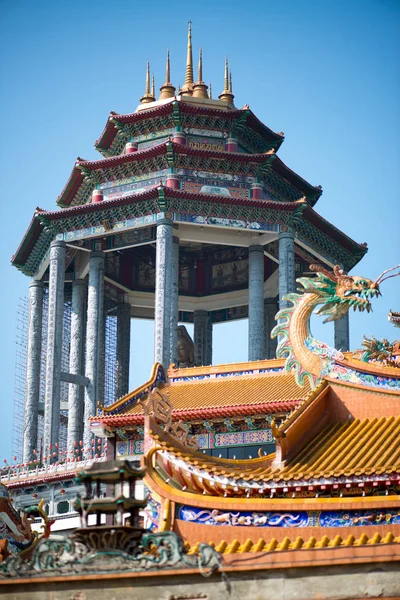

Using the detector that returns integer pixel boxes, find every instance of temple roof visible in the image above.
[90,360,308,428]
[12,185,367,277]
[56,140,321,208]
[94,99,285,157]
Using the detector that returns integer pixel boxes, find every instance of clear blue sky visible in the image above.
[0,0,399,460]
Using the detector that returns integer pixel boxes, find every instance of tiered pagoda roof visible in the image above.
[11,24,368,278]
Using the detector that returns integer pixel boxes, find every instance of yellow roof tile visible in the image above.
[123,372,310,416]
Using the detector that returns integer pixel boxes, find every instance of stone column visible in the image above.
[334,313,350,352]
[169,236,179,366]
[23,280,44,463]
[264,298,279,359]
[248,245,265,361]
[206,316,213,366]
[44,240,66,461]
[154,219,173,367]
[116,302,131,399]
[67,279,87,455]
[194,310,208,366]
[83,252,105,450]
[279,229,296,309]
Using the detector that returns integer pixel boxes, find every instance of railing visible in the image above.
[0,455,107,484]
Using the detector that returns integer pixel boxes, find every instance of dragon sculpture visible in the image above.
[272,263,400,391]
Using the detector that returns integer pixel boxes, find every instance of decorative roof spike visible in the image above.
[229,71,233,93]
[209,82,212,99]
[151,74,155,98]
[198,47,203,82]
[140,61,156,104]
[181,21,194,95]
[218,58,235,104]
[192,47,209,99]
[159,49,176,100]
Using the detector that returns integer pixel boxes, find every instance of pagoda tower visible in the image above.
[12,24,368,464]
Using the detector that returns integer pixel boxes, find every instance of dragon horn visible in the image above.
[309,264,338,282]
[375,263,400,285]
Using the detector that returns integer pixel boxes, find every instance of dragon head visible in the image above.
[297,265,380,323]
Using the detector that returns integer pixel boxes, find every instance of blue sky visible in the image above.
[0,0,399,460]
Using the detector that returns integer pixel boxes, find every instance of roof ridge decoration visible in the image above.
[271,264,400,392]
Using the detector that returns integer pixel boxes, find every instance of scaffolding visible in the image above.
[12,286,118,461]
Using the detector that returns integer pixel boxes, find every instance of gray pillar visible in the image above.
[67,279,87,455]
[83,252,105,450]
[44,240,66,461]
[154,219,173,367]
[97,303,106,407]
[334,313,350,352]
[206,317,213,366]
[279,230,296,309]
[116,302,131,399]
[169,236,179,366]
[194,310,208,366]
[248,245,265,361]
[23,280,44,463]
[264,298,279,359]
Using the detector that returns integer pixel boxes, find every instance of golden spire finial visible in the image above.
[140,61,156,104]
[166,48,171,83]
[159,48,176,100]
[151,74,155,98]
[181,20,194,95]
[192,47,209,99]
[218,57,234,104]
[229,71,232,93]
[224,58,229,91]
[198,47,203,82]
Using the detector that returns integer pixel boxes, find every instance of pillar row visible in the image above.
[154,219,173,367]
[23,280,44,463]
[248,245,265,361]
[83,251,105,450]
[67,279,87,455]
[116,302,131,399]
[279,229,296,309]
[44,240,66,460]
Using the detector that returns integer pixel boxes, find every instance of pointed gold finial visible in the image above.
[181,20,194,95]
[218,57,234,104]
[140,61,155,104]
[159,48,176,100]
[151,74,155,98]
[229,71,232,93]
[192,47,209,99]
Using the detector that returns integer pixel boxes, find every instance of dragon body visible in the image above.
[272,265,400,391]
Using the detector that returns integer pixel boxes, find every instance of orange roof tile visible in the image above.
[123,372,310,417]
[147,416,400,496]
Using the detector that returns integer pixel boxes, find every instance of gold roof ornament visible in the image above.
[181,21,194,95]
[140,61,156,104]
[218,58,234,104]
[159,49,176,100]
[192,48,209,99]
